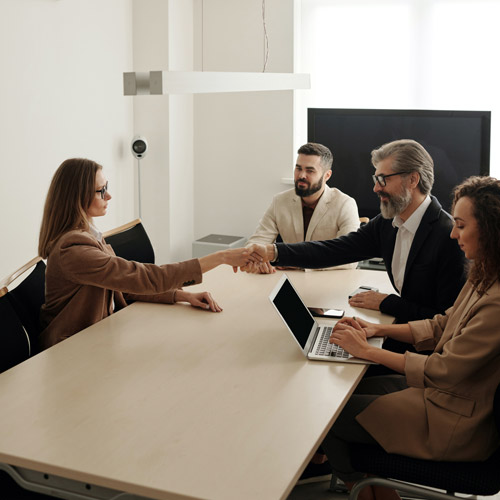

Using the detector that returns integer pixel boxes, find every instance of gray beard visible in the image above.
[379,188,412,219]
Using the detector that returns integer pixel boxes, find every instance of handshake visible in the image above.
[219,243,275,273]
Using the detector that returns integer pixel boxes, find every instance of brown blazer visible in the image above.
[39,230,202,350]
[358,279,500,461]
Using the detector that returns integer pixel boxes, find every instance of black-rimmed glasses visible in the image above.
[372,172,411,187]
[95,182,109,199]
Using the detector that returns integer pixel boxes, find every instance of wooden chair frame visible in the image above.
[0,256,43,298]
[103,218,142,239]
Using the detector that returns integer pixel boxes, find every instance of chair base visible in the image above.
[349,476,469,500]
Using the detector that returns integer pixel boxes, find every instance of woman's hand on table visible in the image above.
[175,290,222,312]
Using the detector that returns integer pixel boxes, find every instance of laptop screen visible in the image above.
[270,276,315,349]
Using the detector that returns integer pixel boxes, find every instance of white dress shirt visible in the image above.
[391,195,431,293]
[89,223,103,242]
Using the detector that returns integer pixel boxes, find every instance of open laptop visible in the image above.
[268,274,384,364]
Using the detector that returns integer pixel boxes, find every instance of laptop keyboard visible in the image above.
[314,326,350,359]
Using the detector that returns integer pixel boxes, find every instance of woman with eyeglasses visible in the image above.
[319,176,500,499]
[38,158,256,350]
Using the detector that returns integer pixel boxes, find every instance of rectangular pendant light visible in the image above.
[123,71,310,95]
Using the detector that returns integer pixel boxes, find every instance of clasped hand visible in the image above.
[222,245,266,272]
[239,244,273,273]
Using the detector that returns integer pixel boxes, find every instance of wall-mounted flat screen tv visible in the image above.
[308,108,491,220]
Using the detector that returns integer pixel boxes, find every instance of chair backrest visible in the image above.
[6,259,46,355]
[103,219,155,264]
[0,291,31,373]
[0,256,46,358]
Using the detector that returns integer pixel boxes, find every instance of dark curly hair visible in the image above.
[452,176,500,295]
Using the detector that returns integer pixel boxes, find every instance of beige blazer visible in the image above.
[247,186,360,269]
[39,230,202,350]
[358,280,500,461]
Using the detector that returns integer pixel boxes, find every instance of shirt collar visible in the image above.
[300,188,324,210]
[89,223,103,242]
[392,195,431,234]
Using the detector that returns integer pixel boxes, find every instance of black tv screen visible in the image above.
[308,108,491,219]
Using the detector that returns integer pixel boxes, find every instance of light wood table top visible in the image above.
[0,267,394,500]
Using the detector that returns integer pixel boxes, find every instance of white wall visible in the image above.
[131,0,196,264]
[193,0,298,243]
[131,0,171,264]
[132,0,300,259]
[5,0,485,277]
[0,0,299,279]
[0,0,134,278]
[130,0,300,259]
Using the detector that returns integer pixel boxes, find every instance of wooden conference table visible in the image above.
[0,266,394,500]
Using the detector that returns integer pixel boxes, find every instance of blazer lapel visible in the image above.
[384,225,398,289]
[290,195,304,242]
[403,197,441,290]
[435,284,479,351]
[305,195,329,241]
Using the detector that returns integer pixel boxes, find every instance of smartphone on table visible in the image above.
[348,286,379,299]
[307,307,344,319]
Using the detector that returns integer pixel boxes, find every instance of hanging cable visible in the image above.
[201,0,204,71]
[137,158,142,219]
[262,0,269,72]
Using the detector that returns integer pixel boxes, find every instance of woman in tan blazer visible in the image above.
[38,158,256,350]
[324,176,500,500]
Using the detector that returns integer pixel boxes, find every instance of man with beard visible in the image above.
[246,142,360,273]
[246,139,467,484]
[248,139,466,324]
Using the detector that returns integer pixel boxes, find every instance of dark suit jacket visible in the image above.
[275,196,466,323]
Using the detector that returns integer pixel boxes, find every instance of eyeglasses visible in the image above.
[95,182,109,199]
[372,172,411,187]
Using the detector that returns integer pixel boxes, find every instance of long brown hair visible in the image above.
[38,158,102,258]
[452,176,500,295]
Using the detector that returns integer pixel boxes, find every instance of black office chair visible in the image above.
[6,258,46,356]
[348,383,500,500]
[0,256,46,363]
[103,218,155,264]
[0,292,30,373]
[0,262,61,500]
